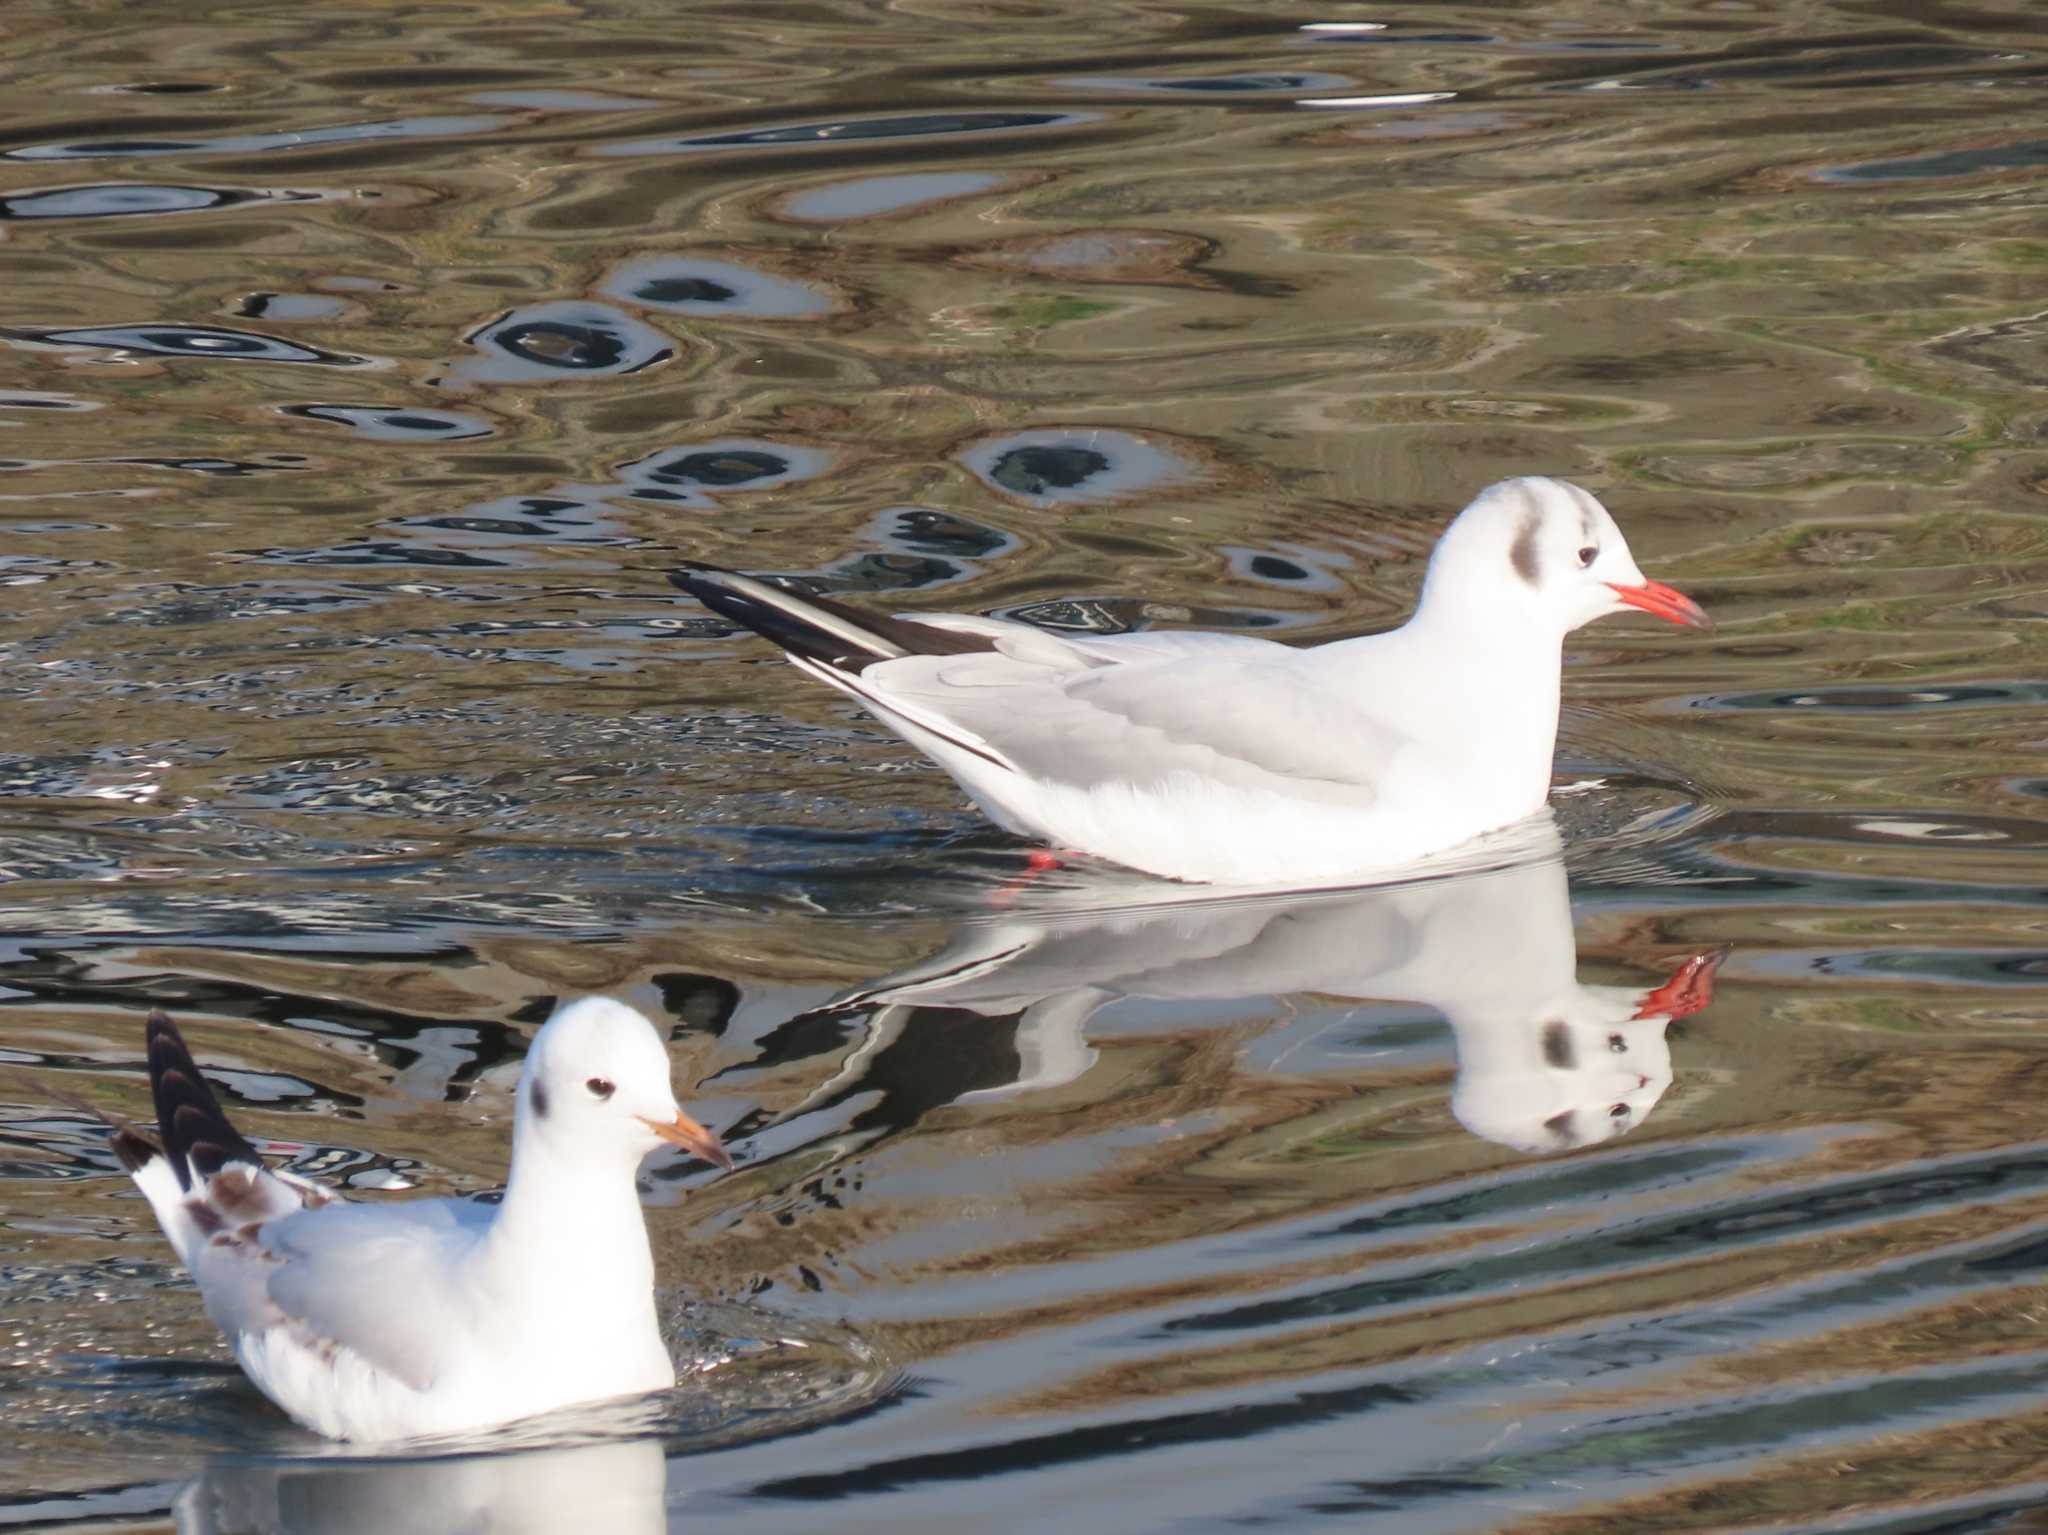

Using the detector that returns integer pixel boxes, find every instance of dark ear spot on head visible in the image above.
[1510,510,1541,587]
[1543,1108,1577,1142]
[530,1077,550,1121]
[1541,1020,1574,1070]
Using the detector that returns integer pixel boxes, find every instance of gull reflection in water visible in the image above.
[763,827,1723,1157]
[174,1435,666,1535]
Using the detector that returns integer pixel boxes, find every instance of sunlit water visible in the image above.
[5,0,2048,1529]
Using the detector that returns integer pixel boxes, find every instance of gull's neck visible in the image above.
[473,1108,673,1396]
[1405,559,1564,652]
[1342,577,1568,708]
[1308,573,1570,830]
[1414,588,1566,787]
[486,1118,656,1287]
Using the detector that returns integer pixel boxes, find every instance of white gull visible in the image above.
[673,476,1710,885]
[83,999,731,1443]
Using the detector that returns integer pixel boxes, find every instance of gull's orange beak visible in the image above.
[640,1110,734,1170]
[1607,579,1713,632]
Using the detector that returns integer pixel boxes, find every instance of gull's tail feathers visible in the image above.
[15,1012,305,1266]
[145,1010,266,1193]
[670,562,993,675]
[132,1011,327,1265]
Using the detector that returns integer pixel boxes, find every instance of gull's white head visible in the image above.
[516,997,731,1172]
[1421,477,1711,636]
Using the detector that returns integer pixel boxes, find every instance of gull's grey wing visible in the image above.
[858,643,1416,797]
[252,1197,492,1390]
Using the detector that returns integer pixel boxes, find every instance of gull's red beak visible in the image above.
[640,1109,734,1170]
[1607,579,1712,632]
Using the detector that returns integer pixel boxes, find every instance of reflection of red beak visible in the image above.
[1633,945,1731,1021]
[1608,579,1713,631]
[639,1110,735,1170]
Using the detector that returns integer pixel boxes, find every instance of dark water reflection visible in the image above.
[10,325,374,368]
[7,0,2048,1529]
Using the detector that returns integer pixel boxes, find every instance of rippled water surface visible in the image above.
[7,0,2048,1529]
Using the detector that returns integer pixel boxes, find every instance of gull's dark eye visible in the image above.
[1609,1102,1630,1118]
[586,1076,615,1100]
[1607,1034,1627,1053]
[1578,546,1598,568]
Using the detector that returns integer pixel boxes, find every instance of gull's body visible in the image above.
[674,477,1708,885]
[98,1000,730,1444]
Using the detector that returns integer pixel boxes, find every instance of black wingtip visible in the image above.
[668,565,858,669]
[144,1010,263,1191]
[669,563,996,669]
[112,1128,159,1173]
[667,563,706,590]
[667,560,741,598]
[667,563,761,615]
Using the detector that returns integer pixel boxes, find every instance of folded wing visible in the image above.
[255,1198,490,1390]
[673,561,1414,808]
[847,637,1413,800]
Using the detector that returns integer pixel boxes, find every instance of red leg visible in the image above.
[990,848,1067,908]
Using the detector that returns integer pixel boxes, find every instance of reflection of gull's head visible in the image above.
[1446,985,1677,1155]
[174,1435,667,1535]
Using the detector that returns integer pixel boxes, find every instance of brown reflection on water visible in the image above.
[1520,1409,2048,1534]
[6,0,2048,1525]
